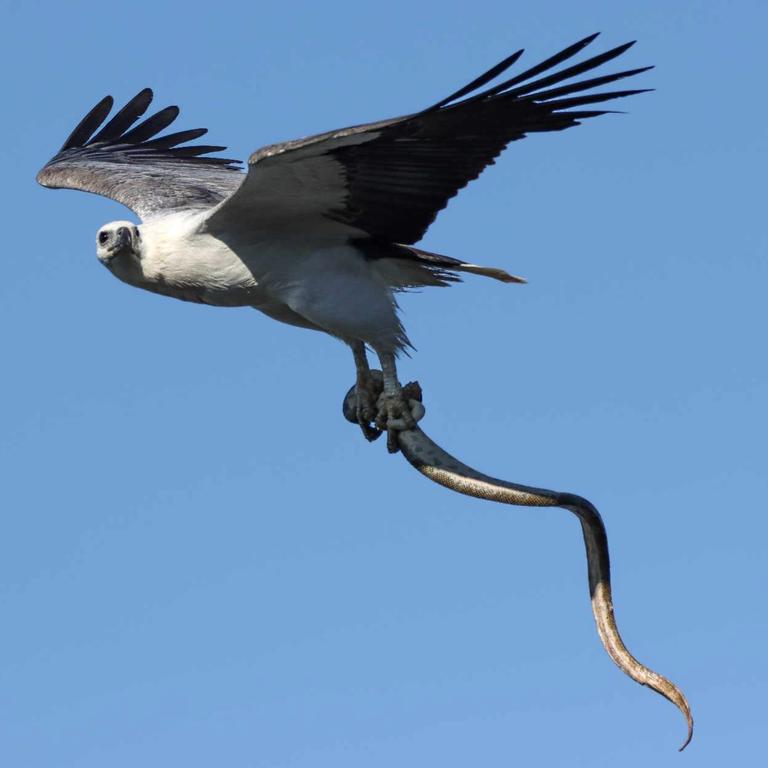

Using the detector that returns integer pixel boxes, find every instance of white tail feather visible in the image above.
[457,263,526,283]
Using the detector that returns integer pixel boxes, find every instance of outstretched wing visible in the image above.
[205,34,651,243]
[37,89,243,220]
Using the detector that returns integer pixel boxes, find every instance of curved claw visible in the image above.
[342,380,693,751]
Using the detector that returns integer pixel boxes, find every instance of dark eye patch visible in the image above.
[98,231,110,245]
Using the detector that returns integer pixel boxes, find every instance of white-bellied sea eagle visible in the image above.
[37,34,650,447]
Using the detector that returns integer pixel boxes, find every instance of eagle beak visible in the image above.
[115,226,132,250]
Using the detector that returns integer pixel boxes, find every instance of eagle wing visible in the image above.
[204,33,651,243]
[36,89,243,221]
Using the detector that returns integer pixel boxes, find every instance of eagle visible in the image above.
[37,33,650,448]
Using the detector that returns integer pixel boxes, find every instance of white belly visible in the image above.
[133,215,403,350]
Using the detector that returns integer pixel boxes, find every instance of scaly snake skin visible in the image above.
[343,381,693,751]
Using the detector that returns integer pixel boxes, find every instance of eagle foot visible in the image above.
[342,376,424,451]
[376,381,425,454]
[355,370,385,442]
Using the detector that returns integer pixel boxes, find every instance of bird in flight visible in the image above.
[37,33,650,448]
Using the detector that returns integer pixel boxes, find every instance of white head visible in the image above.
[96,220,143,277]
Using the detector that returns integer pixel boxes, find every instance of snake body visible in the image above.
[343,384,693,750]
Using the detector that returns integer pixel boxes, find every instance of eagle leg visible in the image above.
[351,342,384,442]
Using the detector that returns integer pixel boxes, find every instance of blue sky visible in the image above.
[1,1,765,765]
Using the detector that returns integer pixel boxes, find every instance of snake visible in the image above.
[342,381,693,751]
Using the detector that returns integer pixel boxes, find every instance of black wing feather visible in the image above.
[507,41,639,98]
[444,32,603,110]
[89,88,153,145]
[61,95,113,150]
[167,145,229,158]
[140,128,209,149]
[427,48,525,111]
[119,105,180,144]
[529,68,653,102]
[324,34,653,243]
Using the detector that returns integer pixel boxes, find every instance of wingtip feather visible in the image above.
[60,94,114,150]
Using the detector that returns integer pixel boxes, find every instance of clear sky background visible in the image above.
[1,1,765,766]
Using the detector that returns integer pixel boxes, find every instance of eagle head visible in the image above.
[96,221,142,270]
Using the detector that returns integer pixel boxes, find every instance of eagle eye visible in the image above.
[98,231,110,245]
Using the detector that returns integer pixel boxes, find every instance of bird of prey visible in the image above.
[37,33,650,448]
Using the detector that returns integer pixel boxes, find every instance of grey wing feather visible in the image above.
[37,89,244,220]
[206,34,651,243]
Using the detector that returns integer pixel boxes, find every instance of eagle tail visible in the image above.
[359,240,526,288]
[399,245,526,284]
[453,262,526,283]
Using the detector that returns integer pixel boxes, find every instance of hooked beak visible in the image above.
[114,227,132,251]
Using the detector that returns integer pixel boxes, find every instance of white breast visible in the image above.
[138,212,260,306]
